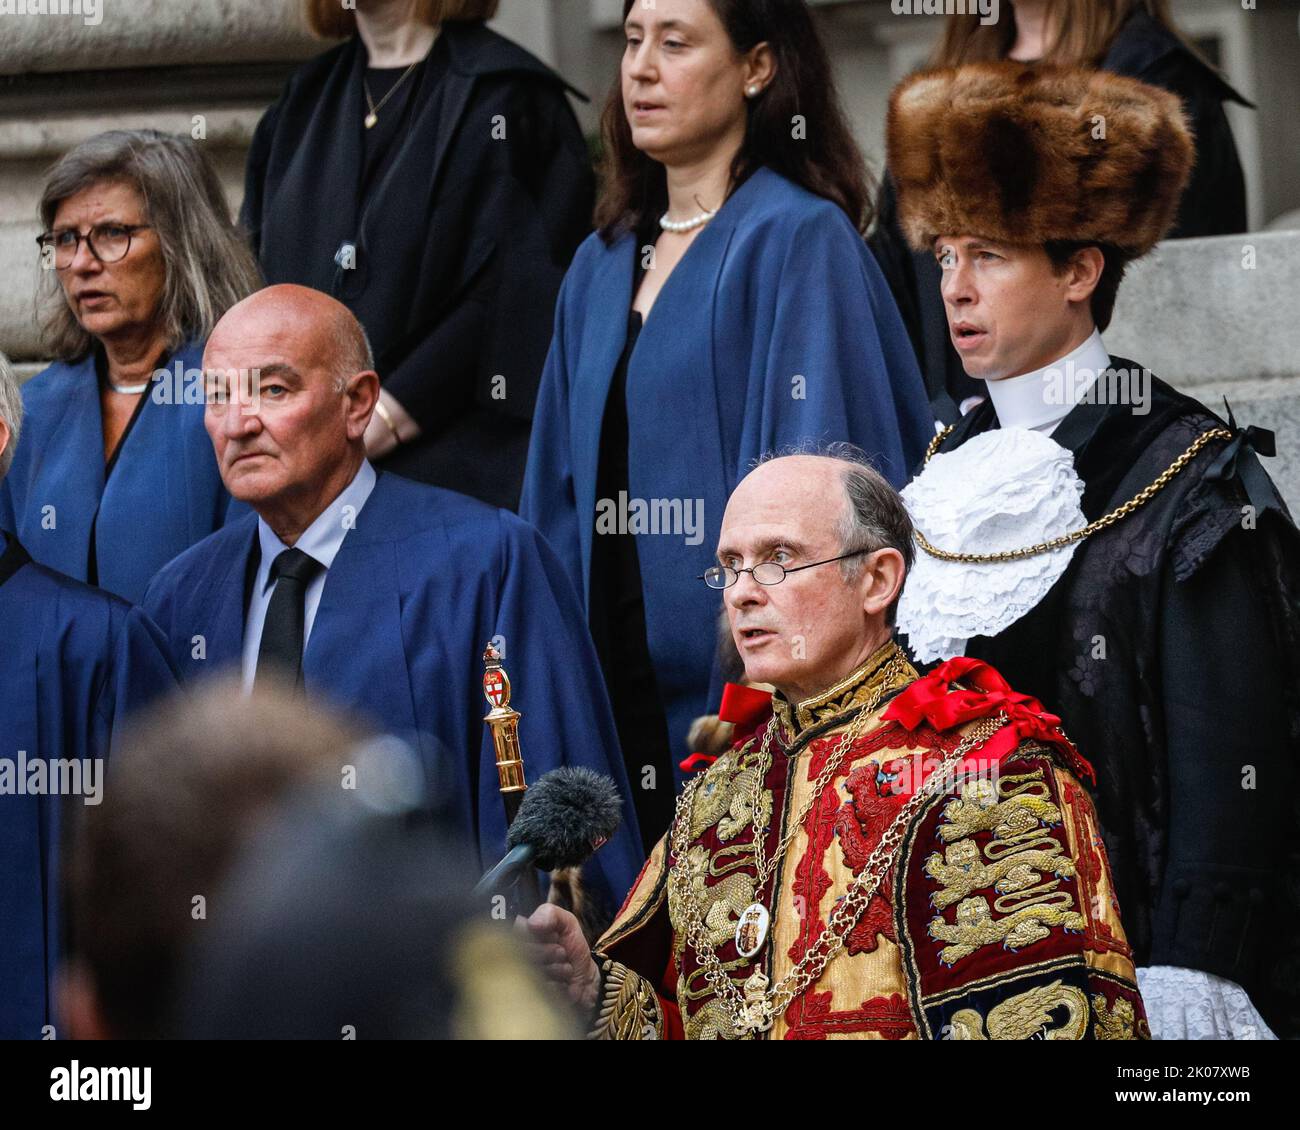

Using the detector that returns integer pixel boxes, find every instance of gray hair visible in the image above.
[0,350,23,481]
[755,441,915,625]
[38,129,263,361]
[329,312,375,394]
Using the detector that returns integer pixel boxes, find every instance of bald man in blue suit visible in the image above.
[143,286,644,913]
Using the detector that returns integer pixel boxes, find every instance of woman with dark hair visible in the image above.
[871,0,1253,421]
[0,129,260,604]
[520,0,930,846]
[242,0,594,509]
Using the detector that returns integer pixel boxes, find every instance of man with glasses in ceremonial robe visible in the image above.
[525,450,1148,1040]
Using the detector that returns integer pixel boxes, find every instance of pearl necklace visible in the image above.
[659,208,716,234]
[107,379,148,395]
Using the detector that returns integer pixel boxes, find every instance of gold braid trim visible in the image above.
[587,959,664,1041]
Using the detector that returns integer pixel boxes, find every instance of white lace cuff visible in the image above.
[1137,965,1277,1040]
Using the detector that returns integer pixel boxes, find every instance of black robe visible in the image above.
[242,21,596,509]
[924,363,1300,1038]
[870,8,1254,421]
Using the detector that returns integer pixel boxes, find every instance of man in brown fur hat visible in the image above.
[887,62,1300,1039]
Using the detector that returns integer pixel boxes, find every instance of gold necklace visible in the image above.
[725,659,900,964]
[749,652,907,890]
[914,424,1233,564]
[667,712,1009,1038]
[362,57,422,129]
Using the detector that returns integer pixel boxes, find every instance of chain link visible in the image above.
[914,426,1232,564]
[748,654,908,888]
[668,711,1010,1037]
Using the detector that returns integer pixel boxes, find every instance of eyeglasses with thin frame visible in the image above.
[699,549,869,590]
[36,223,152,270]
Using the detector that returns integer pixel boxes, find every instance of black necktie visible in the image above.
[256,548,324,689]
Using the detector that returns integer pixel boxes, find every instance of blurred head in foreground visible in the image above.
[64,676,573,1039]
[178,784,575,1039]
[63,677,359,1038]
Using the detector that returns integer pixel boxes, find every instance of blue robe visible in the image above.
[0,342,238,605]
[520,166,932,772]
[142,471,644,908]
[0,531,179,1039]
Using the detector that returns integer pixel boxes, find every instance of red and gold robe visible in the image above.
[590,641,1148,1040]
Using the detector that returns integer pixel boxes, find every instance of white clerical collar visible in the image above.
[985,329,1111,435]
[256,460,377,589]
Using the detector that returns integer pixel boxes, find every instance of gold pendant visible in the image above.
[735,969,773,1036]
[364,112,378,129]
[734,902,770,959]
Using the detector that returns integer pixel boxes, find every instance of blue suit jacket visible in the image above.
[0,532,179,1039]
[142,471,644,909]
[521,166,932,772]
[0,342,239,604]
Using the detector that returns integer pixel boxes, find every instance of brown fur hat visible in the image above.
[886,62,1194,257]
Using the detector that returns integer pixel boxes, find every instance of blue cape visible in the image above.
[0,532,179,1038]
[521,167,932,772]
[0,342,238,604]
[143,471,645,909]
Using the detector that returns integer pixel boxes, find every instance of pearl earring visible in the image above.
[746,84,760,98]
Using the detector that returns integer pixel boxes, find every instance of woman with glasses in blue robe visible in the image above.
[0,130,261,604]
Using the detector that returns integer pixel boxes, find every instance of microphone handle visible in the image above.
[473,841,538,900]
[504,790,523,827]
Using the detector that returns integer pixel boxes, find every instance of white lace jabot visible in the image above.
[897,427,1087,663]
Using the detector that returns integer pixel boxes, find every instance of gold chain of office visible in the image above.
[668,712,1009,1038]
[745,653,909,889]
[912,425,1233,564]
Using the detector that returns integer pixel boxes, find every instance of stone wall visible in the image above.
[1107,230,1300,510]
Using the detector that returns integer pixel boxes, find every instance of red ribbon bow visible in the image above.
[679,683,774,774]
[882,656,1094,784]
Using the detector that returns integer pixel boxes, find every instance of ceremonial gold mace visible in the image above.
[482,641,527,826]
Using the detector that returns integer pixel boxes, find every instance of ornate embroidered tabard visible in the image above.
[591,642,1149,1040]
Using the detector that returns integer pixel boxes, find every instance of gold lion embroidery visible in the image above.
[947,980,1089,1040]
[929,895,1086,965]
[1091,993,1137,1040]
[925,839,1077,909]
[937,774,1062,843]
[684,997,741,1041]
[687,752,772,843]
[669,845,756,948]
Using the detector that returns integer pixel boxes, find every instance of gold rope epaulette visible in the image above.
[914,425,1232,564]
[587,958,663,1041]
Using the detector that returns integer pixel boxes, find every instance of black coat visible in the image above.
[242,22,596,509]
[925,367,1300,1037]
[870,9,1253,421]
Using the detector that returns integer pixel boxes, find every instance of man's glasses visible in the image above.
[699,549,868,590]
[36,223,152,270]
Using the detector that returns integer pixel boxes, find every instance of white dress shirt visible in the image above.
[984,328,1110,435]
[241,460,378,691]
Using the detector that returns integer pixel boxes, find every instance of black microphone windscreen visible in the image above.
[505,767,622,871]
